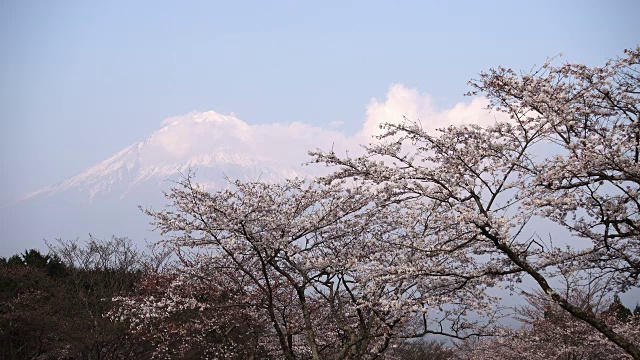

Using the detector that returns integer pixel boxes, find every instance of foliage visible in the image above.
[0,248,66,276]
[388,338,455,360]
[0,251,70,359]
[0,238,164,359]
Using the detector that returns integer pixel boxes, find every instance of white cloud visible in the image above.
[141,111,253,164]
[360,84,506,140]
[251,121,349,165]
[139,111,348,168]
[141,84,508,169]
[361,84,436,138]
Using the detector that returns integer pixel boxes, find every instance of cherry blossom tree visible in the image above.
[470,46,640,292]
[111,268,273,359]
[456,276,640,359]
[112,175,499,359]
[311,46,640,358]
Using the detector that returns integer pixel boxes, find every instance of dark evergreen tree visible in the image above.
[607,295,633,322]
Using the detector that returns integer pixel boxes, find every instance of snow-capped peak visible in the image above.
[16,111,318,203]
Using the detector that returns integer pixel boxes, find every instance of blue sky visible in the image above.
[1,0,638,201]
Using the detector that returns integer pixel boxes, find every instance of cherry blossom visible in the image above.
[311,46,640,358]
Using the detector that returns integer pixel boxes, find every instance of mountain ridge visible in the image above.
[13,111,318,205]
[0,110,336,255]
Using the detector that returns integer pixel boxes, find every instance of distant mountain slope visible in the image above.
[16,111,317,203]
[1,111,321,255]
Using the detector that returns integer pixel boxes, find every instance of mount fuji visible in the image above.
[1,111,328,255]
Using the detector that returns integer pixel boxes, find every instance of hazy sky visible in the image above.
[1,0,638,201]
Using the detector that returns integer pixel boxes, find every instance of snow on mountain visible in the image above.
[0,111,334,255]
[16,111,319,203]
[1,90,507,255]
